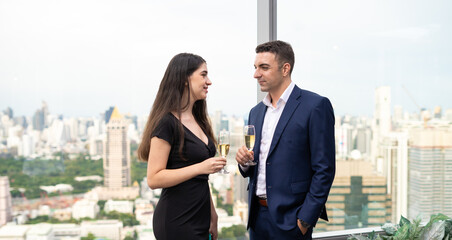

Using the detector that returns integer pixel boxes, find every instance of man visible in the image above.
[235,40,336,239]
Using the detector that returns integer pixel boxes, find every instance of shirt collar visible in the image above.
[263,81,295,108]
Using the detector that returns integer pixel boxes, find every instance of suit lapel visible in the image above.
[253,103,267,163]
[268,86,302,157]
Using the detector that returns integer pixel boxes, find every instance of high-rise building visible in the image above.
[47,119,70,147]
[336,124,353,159]
[408,127,452,220]
[433,106,442,119]
[374,86,391,136]
[355,127,371,157]
[32,109,45,131]
[103,107,131,189]
[32,101,49,131]
[104,106,115,124]
[380,132,408,223]
[317,160,391,232]
[2,107,13,119]
[20,134,34,157]
[0,176,12,226]
[371,86,391,168]
[65,118,79,141]
[13,116,28,129]
[89,139,104,156]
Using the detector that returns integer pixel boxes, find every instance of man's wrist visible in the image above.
[298,219,311,229]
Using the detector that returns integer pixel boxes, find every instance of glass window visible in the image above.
[0,1,255,236]
[279,0,452,233]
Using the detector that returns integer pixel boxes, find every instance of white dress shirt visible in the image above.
[255,81,295,198]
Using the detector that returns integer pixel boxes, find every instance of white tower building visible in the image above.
[103,107,131,189]
[380,132,409,223]
[374,86,391,136]
[0,176,12,226]
[371,86,391,165]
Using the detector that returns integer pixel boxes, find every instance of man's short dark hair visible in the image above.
[256,40,295,75]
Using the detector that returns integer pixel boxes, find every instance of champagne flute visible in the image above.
[217,130,230,174]
[244,125,257,166]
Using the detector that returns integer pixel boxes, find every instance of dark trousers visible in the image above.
[249,204,312,240]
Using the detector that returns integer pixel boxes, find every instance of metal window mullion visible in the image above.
[256,0,277,103]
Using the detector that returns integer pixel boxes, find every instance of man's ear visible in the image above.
[282,63,291,77]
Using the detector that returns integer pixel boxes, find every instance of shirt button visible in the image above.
[267,162,271,165]
[267,186,272,189]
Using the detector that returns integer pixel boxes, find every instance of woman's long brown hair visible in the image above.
[138,53,216,161]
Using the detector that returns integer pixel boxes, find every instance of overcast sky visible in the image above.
[1,0,451,118]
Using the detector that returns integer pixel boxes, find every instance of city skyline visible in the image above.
[1,85,452,235]
[1,98,450,121]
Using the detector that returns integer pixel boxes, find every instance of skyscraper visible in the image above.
[103,107,131,189]
[374,86,391,136]
[408,127,452,220]
[32,109,45,131]
[32,101,49,131]
[434,106,442,119]
[317,159,391,232]
[355,127,371,157]
[2,107,13,119]
[371,86,391,169]
[0,176,12,226]
[20,134,35,157]
[104,106,115,124]
[336,124,353,159]
[380,132,408,223]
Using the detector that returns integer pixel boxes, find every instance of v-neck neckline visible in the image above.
[170,113,210,147]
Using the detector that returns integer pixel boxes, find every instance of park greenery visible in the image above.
[0,147,148,200]
[2,154,103,199]
[26,215,80,224]
[80,233,96,240]
[218,224,247,239]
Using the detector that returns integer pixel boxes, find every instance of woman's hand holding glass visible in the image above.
[217,130,230,174]
[200,156,226,174]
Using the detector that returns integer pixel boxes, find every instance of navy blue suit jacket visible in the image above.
[240,85,336,231]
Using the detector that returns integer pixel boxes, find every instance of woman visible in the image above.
[138,53,226,240]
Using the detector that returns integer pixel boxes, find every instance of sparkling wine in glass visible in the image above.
[217,130,230,174]
[244,125,257,166]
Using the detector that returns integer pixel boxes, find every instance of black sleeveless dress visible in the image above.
[152,113,216,240]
